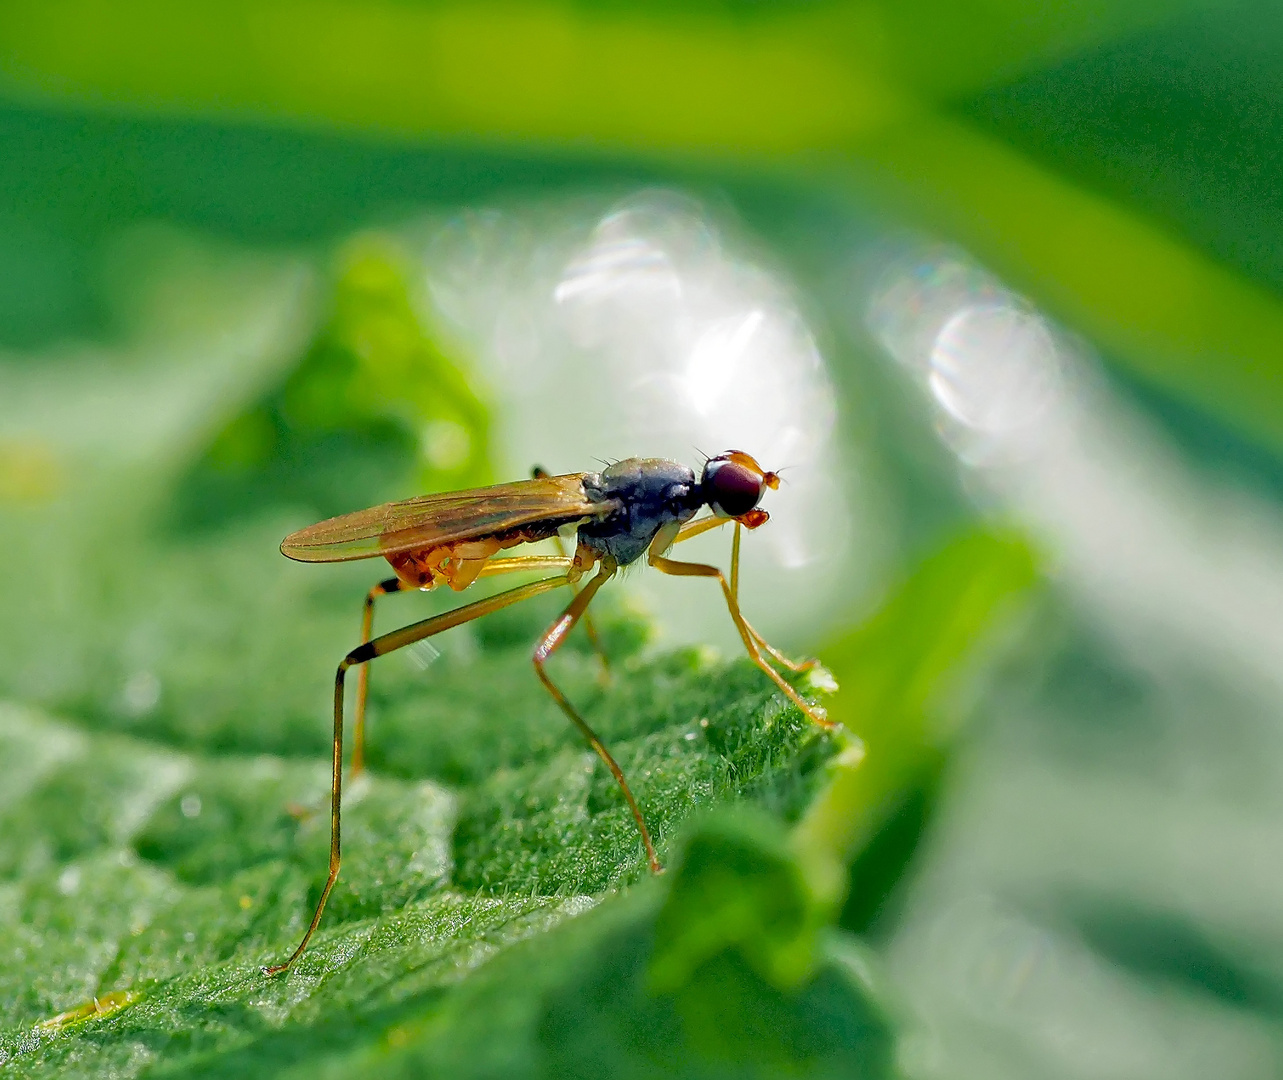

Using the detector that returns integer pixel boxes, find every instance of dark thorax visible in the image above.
[577,458,705,567]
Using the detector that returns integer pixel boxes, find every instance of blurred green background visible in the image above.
[3,2,1283,1077]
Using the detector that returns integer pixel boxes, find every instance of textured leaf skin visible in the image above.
[0,650,851,1078]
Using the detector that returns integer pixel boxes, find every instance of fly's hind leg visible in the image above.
[531,560,661,873]
[287,575,405,823]
[265,569,574,977]
[352,577,405,778]
[648,534,832,730]
[352,555,577,779]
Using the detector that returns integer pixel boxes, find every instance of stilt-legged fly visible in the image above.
[265,450,830,974]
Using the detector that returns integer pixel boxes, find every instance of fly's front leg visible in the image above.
[726,521,817,675]
[531,560,661,873]
[670,517,816,675]
[648,536,832,729]
[264,570,574,976]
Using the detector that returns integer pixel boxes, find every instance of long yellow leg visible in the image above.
[725,522,816,675]
[478,555,577,578]
[551,534,611,675]
[351,577,403,779]
[730,519,741,599]
[532,466,611,674]
[648,541,831,730]
[431,548,792,686]
[531,561,661,873]
[672,513,728,544]
[264,570,574,976]
[349,555,577,777]
[671,516,816,675]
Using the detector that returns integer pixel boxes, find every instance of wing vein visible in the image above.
[280,473,613,563]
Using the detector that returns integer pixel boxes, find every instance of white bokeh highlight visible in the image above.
[867,248,1283,708]
[418,192,862,648]
[867,247,1283,1080]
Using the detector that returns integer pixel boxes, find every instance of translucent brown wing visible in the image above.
[280,472,615,563]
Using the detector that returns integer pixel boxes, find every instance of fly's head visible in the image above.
[699,451,780,528]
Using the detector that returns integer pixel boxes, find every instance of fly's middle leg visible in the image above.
[531,561,661,873]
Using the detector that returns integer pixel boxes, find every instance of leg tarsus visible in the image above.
[265,652,353,976]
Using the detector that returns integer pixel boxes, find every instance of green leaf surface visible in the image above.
[0,640,850,1078]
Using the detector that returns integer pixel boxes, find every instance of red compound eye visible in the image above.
[702,454,766,518]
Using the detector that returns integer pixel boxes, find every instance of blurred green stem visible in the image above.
[842,117,1283,454]
[794,529,1039,909]
[2,1,1277,452]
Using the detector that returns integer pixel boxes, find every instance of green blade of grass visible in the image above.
[795,529,1039,907]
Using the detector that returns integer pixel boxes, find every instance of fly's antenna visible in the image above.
[771,464,800,486]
